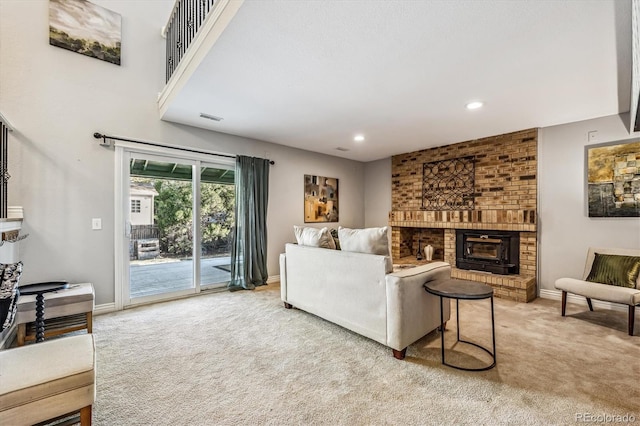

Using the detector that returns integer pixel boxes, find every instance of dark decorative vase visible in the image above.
[416,239,423,260]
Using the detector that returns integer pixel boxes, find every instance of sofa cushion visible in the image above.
[338,226,389,256]
[555,277,640,306]
[586,253,640,289]
[293,226,336,249]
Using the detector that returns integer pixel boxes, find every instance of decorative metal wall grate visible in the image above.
[421,156,475,210]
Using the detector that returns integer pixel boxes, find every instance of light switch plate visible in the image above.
[92,218,102,230]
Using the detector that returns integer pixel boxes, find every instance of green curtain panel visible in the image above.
[228,156,270,291]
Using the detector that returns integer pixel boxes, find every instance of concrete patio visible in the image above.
[130,256,231,298]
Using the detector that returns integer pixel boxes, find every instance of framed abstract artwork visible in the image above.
[49,0,122,65]
[304,175,338,223]
[587,139,640,217]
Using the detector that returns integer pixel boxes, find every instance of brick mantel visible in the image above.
[389,209,536,232]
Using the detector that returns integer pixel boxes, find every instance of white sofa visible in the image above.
[555,247,640,336]
[280,243,451,359]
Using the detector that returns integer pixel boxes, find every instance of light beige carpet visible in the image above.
[93,285,639,425]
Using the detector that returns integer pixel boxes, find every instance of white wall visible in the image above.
[538,113,640,291]
[0,0,364,305]
[363,158,391,227]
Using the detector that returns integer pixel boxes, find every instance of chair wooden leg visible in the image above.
[80,405,92,426]
[629,306,636,336]
[87,312,93,333]
[561,291,567,316]
[586,298,594,311]
[17,323,26,346]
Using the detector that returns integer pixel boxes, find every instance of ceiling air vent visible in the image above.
[335,147,350,152]
[199,113,223,122]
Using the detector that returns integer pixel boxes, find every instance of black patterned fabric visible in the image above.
[0,261,22,331]
[330,228,341,250]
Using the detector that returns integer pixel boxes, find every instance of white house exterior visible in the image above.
[130,185,158,226]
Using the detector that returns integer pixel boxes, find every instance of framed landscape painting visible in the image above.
[587,140,640,217]
[304,175,339,223]
[49,0,122,65]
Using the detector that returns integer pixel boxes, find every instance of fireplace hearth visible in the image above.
[456,230,519,275]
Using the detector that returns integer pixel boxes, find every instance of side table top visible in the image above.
[19,281,69,295]
[424,278,493,300]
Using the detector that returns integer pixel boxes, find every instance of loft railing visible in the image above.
[163,0,216,83]
[0,113,14,219]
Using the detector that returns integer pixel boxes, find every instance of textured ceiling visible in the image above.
[161,0,633,162]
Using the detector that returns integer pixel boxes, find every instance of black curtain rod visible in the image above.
[93,132,275,165]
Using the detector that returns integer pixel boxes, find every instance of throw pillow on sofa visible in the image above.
[330,228,341,250]
[338,226,389,256]
[293,225,336,250]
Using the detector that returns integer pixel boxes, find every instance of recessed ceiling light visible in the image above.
[354,134,365,142]
[465,101,484,110]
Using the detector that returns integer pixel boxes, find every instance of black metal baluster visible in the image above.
[187,0,195,49]
[165,21,170,82]
[171,10,176,78]
[180,0,184,63]
[1,123,7,218]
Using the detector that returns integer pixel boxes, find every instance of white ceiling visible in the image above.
[161,0,633,162]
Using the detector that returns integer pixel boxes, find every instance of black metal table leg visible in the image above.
[425,279,496,371]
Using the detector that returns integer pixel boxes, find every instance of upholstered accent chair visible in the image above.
[555,247,640,336]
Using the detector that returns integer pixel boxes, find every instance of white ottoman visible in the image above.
[16,283,94,346]
[0,334,96,425]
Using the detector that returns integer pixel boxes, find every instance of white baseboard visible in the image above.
[267,274,280,284]
[539,289,628,313]
[94,279,279,316]
[94,302,117,316]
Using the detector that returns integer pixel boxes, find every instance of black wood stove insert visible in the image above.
[456,230,520,275]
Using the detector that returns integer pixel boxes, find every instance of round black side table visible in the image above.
[424,278,496,371]
[19,282,69,343]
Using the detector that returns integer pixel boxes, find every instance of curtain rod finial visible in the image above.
[93,132,111,147]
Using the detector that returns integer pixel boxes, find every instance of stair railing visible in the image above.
[162,0,217,83]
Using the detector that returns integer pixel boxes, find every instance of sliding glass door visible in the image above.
[118,149,234,307]
[199,163,234,288]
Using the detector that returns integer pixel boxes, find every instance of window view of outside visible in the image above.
[129,171,234,299]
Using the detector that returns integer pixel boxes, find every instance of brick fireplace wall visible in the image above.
[389,128,538,302]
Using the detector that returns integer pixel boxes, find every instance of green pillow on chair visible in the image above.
[586,253,640,288]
